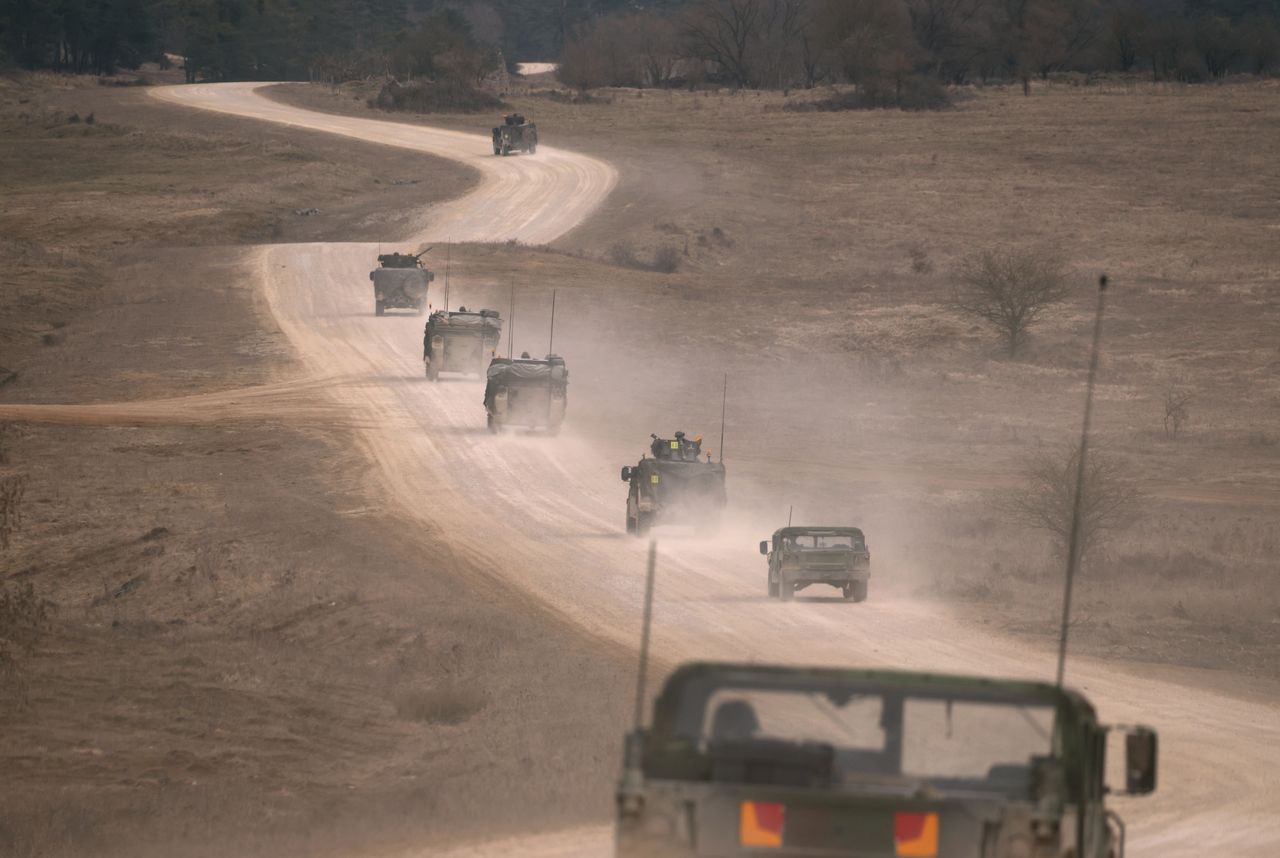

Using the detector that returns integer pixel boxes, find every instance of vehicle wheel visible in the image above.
[635,513,652,537]
[529,143,537,154]
[768,578,779,599]
[375,300,385,317]
[493,146,501,155]
[487,414,499,434]
[501,144,510,156]
[425,362,438,382]
[851,582,868,602]
[780,579,794,602]
[626,513,636,535]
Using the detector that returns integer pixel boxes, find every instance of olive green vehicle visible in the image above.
[622,432,726,537]
[483,354,568,434]
[492,113,537,156]
[761,527,871,602]
[370,250,434,316]
[423,308,502,381]
[616,662,1157,858]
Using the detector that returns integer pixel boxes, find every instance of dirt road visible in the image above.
[146,84,1279,856]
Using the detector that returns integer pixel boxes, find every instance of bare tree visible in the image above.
[684,0,766,87]
[1162,384,1192,439]
[952,248,1068,357]
[1005,444,1140,564]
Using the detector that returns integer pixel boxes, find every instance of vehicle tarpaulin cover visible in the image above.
[430,312,501,333]
[487,360,567,384]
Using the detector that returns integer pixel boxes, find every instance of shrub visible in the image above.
[370,79,504,114]
[785,77,951,112]
[392,683,486,724]
[651,245,681,273]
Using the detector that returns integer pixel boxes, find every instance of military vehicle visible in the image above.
[483,354,567,433]
[761,527,872,602]
[621,432,727,537]
[370,249,434,316]
[423,308,502,381]
[492,113,538,156]
[616,661,1158,858]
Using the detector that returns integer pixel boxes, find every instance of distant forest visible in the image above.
[2,0,1277,87]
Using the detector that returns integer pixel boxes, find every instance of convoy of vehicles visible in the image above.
[616,662,1157,858]
[621,432,727,537]
[483,353,568,434]
[398,135,1159,858]
[423,308,502,381]
[761,526,871,602]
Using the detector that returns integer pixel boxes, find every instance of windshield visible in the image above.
[785,533,860,549]
[695,686,1057,794]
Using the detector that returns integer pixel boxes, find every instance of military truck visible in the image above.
[370,250,434,316]
[621,432,727,537]
[492,113,538,156]
[616,662,1158,858]
[423,308,502,381]
[761,527,871,602]
[483,354,567,433]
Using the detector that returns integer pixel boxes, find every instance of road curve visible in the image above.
[150,84,1280,858]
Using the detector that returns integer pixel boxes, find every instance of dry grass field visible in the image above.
[275,80,1280,673]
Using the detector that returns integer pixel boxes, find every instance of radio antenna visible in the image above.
[1056,275,1109,688]
[632,540,659,730]
[507,280,515,360]
[548,289,557,355]
[787,505,793,527]
[443,239,451,312]
[718,373,727,464]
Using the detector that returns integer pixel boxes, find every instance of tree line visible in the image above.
[558,0,1280,93]
[3,0,1276,88]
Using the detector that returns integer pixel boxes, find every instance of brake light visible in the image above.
[894,812,939,857]
[740,801,784,848]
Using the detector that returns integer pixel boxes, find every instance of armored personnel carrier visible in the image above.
[423,308,502,381]
[483,353,567,433]
[616,662,1158,858]
[492,113,538,156]
[369,249,434,316]
[761,526,871,602]
[620,432,726,537]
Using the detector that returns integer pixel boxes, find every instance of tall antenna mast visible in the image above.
[443,240,451,312]
[787,505,793,527]
[718,373,727,464]
[507,280,515,360]
[632,540,658,730]
[1056,275,1109,688]
[547,289,557,355]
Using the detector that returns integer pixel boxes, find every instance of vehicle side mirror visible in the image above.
[621,467,632,483]
[759,541,769,556]
[1122,726,1158,795]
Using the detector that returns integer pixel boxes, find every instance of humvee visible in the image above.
[761,527,871,602]
[423,309,502,381]
[483,354,567,433]
[370,250,434,316]
[616,662,1157,858]
[492,113,537,156]
[621,432,727,537]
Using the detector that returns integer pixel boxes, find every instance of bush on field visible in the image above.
[370,79,504,114]
[787,77,950,112]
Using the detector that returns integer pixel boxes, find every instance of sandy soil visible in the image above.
[155,84,1280,857]
[0,77,632,858]
[3,75,1278,858]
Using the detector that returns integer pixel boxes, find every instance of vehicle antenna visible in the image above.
[718,373,727,464]
[443,239,451,312]
[1056,275,1109,688]
[632,539,659,731]
[547,288,557,355]
[787,505,793,527]
[508,280,515,360]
